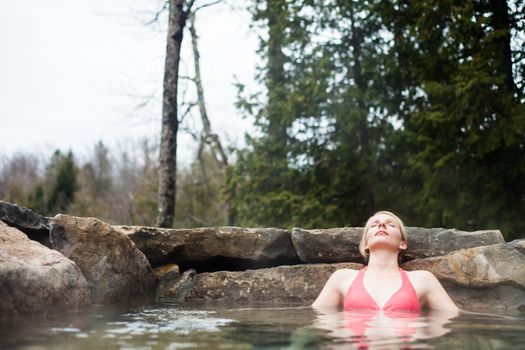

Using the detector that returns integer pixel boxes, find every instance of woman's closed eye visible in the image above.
[371,222,396,228]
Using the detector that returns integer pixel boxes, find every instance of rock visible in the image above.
[0,221,90,316]
[186,262,363,304]
[119,226,298,265]
[154,263,180,281]
[292,226,504,263]
[292,227,363,263]
[115,226,185,266]
[404,227,504,261]
[50,215,155,305]
[0,200,50,246]
[153,263,181,301]
[403,240,525,311]
[156,269,196,302]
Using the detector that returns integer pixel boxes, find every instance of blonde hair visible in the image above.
[358,211,408,259]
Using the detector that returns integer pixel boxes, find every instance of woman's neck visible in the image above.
[366,250,400,273]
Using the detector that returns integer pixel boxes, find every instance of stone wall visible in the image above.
[1,200,523,315]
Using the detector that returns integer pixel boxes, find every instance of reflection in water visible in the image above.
[106,308,235,335]
[313,308,458,349]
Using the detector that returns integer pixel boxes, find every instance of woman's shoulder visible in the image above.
[404,269,439,285]
[334,267,360,274]
[328,268,360,295]
[404,269,436,278]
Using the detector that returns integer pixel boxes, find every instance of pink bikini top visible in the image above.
[343,267,421,312]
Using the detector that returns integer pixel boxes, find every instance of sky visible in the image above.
[0,0,260,167]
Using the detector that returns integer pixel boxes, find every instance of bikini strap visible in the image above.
[399,267,409,283]
[346,267,366,295]
[399,268,418,296]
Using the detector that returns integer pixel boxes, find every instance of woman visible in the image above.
[312,211,458,311]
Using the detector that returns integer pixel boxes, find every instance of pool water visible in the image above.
[1,303,524,349]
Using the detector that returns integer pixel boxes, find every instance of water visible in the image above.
[1,302,524,349]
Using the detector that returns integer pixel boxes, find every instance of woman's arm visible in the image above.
[420,271,459,312]
[312,269,354,309]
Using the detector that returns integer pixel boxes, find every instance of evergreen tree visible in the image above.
[228,0,300,227]
[229,0,525,240]
[387,0,525,238]
[43,150,78,215]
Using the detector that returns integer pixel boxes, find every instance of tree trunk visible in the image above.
[189,14,228,168]
[266,0,288,163]
[156,0,188,228]
[489,0,516,97]
[348,3,375,214]
[189,12,231,225]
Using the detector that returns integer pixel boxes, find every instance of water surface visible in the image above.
[1,302,524,349]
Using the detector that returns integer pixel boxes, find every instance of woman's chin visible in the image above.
[367,244,400,254]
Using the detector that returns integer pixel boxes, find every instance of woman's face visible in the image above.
[365,213,406,252]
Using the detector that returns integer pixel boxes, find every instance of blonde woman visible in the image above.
[312,211,458,311]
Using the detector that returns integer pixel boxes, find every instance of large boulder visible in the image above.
[50,215,155,305]
[0,200,50,246]
[0,221,90,316]
[115,226,185,266]
[118,226,298,265]
[292,226,504,263]
[292,227,363,263]
[403,240,525,311]
[404,227,504,260]
[185,262,363,304]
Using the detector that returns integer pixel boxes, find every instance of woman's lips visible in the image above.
[375,230,388,236]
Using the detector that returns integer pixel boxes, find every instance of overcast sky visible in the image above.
[0,0,259,167]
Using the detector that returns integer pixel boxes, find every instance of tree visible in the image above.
[188,10,231,223]
[376,0,525,238]
[44,150,78,215]
[156,0,224,228]
[0,153,40,207]
[0,150,78,216]
[176,150,228,227]
[229,0,404,227]
[188,11,228,168]
[228,0,524,239]
[227,0,302,227]
[71,141,114,221]
[156,0,196,228]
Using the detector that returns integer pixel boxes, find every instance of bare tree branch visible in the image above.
[180,126,199,141]
[189,12,229,167]
[184,0,198,16]
[179,75,197,82]
[179,101,198,123]
[512,51,525,64]
[197,135,211,198]
[194,0,223,13]
[145,0,169,26]
[134,91,158,110]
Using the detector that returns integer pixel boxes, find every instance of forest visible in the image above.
[1,0,524,240]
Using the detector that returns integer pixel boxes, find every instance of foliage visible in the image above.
[70,140,159,226]
[228,0,525,239]
[175,151,228,227]
[24,150,79,216]
[0,153,40,206]
[0,140,228,228]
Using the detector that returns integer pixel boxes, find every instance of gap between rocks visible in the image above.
[176,255,304,274]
